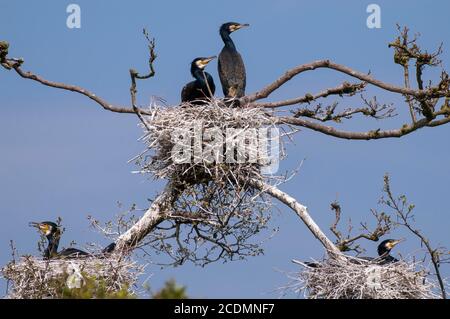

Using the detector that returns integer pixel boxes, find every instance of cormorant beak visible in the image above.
[230,23,250,32]
[203,56,217,64]
[29,221,41,229]
[197,56,216,69]
[388,238,404,249]
[392,238,404,246]
[29,221,51,236]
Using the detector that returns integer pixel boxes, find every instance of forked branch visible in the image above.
[329,201,392,253]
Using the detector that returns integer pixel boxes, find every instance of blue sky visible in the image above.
[0,0,449,298]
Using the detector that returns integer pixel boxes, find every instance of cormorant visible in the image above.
[218,22,249,100]
[305,238,403,267]
[29,221,89,259]
[362,238,403,265]
[102,242,116,253]
[29,221,116,259]
[181,56,216,105]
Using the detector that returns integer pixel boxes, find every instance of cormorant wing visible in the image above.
[102,242,116,254]
[57,247,90,258]
[218,47,246,98]
[181,81,196,102]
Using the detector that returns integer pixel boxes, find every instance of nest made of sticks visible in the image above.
[1,254,145,299]
[133,99,285,187]
[287,256,441,299]
[125,100,291,265]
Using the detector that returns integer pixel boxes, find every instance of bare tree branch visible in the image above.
[248,179,343,258]
[293,96,395,123]
[381,174,447,299]
[240,60,449,107]
[0,41,150,116]
[388,24,445,122]
[129,28,158,130]
[2,24,449,142]
[250,81,366,109]
[277,109,450,140]
[390,25,419,123]
[115,183,172,251]
[2,26,450,275]
[329,201,392,253]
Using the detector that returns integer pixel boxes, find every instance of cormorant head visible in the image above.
[378,238,403,256]
[191,56,216,71]
[220,22,250,35]
[29,221,59,239]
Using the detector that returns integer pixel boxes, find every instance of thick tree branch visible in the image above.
[249,179,343,257]
[240,60,448,107]
[277,109,450,140]
[10,61,137,114]
[2,32,449,142]
[115,183,172,251]
[0,40,151,116]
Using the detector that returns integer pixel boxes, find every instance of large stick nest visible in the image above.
[133,99,285,187]
[288,256,442,299]
[1,254,144,299]
[126,100,290,265]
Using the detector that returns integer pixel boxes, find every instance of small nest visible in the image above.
[287,256,441,299]
[1,254,145,299]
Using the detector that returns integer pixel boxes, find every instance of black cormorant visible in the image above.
[30,221,116,259]
[30,221,89,259]
[218,22,249,100]
[363,238,403,265]
[181,56,216,105]
[305,238,403,267]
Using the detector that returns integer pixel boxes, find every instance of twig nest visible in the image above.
[1,254,144,299]
[290,256,441,299]
[134,99,284,188]
[125,100,288,265]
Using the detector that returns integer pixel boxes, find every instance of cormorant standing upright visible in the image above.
[218,22,249,100]
[181,56,216,105]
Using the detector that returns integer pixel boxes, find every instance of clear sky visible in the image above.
[0,0,449,298]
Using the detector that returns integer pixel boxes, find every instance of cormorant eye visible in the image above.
[39,224,52,235]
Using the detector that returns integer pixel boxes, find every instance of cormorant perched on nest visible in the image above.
[181,56,216,105]
[360,238,403,265]
[218,22,249,101]
[30,221,116,259]
[305,238,403,267]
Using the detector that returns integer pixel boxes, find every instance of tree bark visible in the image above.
[115,183,172,250]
